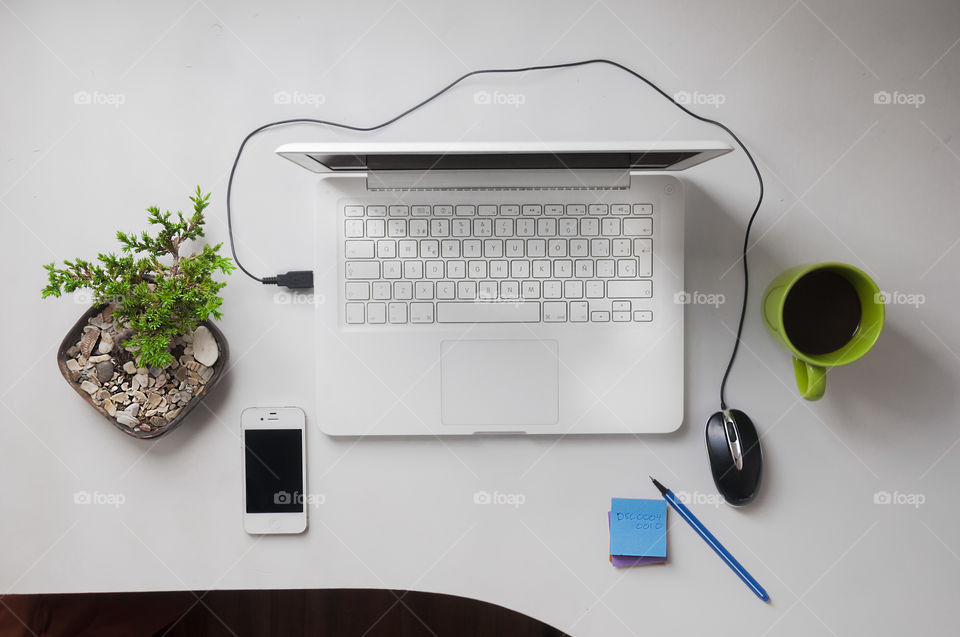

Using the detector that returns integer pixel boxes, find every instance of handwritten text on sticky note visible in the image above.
[609,498,668,558]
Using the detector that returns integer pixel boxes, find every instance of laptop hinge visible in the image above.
[365,169,630,191]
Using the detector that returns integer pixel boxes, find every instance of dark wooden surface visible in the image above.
[0,590,569,637]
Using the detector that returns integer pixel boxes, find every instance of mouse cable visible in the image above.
[225,58,763,410]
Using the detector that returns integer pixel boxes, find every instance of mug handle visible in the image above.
[793,358,826,401]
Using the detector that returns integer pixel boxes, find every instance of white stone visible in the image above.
[191,325,219,367]
[116,413,139,428]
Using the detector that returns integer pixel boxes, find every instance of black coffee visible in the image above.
[782,270,861,355]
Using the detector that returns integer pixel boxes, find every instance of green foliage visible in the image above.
[43,187,235,368]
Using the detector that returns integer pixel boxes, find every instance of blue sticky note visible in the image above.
[609,498,668,558]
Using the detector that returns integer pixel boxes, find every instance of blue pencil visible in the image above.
[651,477,770,602]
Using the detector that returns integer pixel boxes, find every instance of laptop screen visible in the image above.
[306,151,700,171]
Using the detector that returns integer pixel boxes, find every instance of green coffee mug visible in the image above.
[762,262,884,401]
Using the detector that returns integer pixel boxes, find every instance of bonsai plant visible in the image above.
[42,187,235,438]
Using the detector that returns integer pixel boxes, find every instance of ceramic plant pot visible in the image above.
[56,304,229,439]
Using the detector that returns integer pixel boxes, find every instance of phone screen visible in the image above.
[244,429,304,514]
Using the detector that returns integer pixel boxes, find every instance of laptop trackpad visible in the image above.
[441,340,559,427]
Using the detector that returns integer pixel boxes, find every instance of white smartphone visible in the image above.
[241,407,307,534]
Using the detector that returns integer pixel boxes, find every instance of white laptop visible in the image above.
[276,141,731,436]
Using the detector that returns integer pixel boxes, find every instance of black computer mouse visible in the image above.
[705,409,763,506]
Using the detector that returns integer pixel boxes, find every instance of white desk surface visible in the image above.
[2,1,959,635]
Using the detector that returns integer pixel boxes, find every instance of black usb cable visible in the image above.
[226,58,763,409]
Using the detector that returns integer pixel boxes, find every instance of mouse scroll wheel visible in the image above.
[725,421,738,443]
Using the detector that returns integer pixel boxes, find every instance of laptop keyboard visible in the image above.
[341,203,654,325]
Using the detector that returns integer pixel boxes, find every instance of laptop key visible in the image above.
[436,302,540,323]
[425,260,445,279]
[468,261,487,278]
[366,219,385,238]
[441,240,460,258]
[543,281,562,299]
[372,281,392,300]
[410,302,435,323]
[495,219,514,237]
[345,220,364,238]
[569,239,588,257]
[377,240,397,258]
[457,281,477,300]
[394,281,413,300]
[387,219,407,237]
[345,262,380,280]
[607,280,653,298]
[415,282,434,300]
[398,240,417,258]
[345,240,375,259]
[462,240,482,258]
[388,303,408,324]
[505,239,524,257]
[623,218,653,236]
[527,239,546,257]
[478,281,498,299]
[409,220,428,237]
[345,303,365,324]
[367,303,386,324]
[635,239,653,276]
[345,282,370,300]
[452,219,471,237]
[436,281,456,299]
[382,261,402,279]
[543,301,567,322]
[586,280,605,298]
[612,238,631,257]
[570,301,589,322]
[617,259,637,278]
